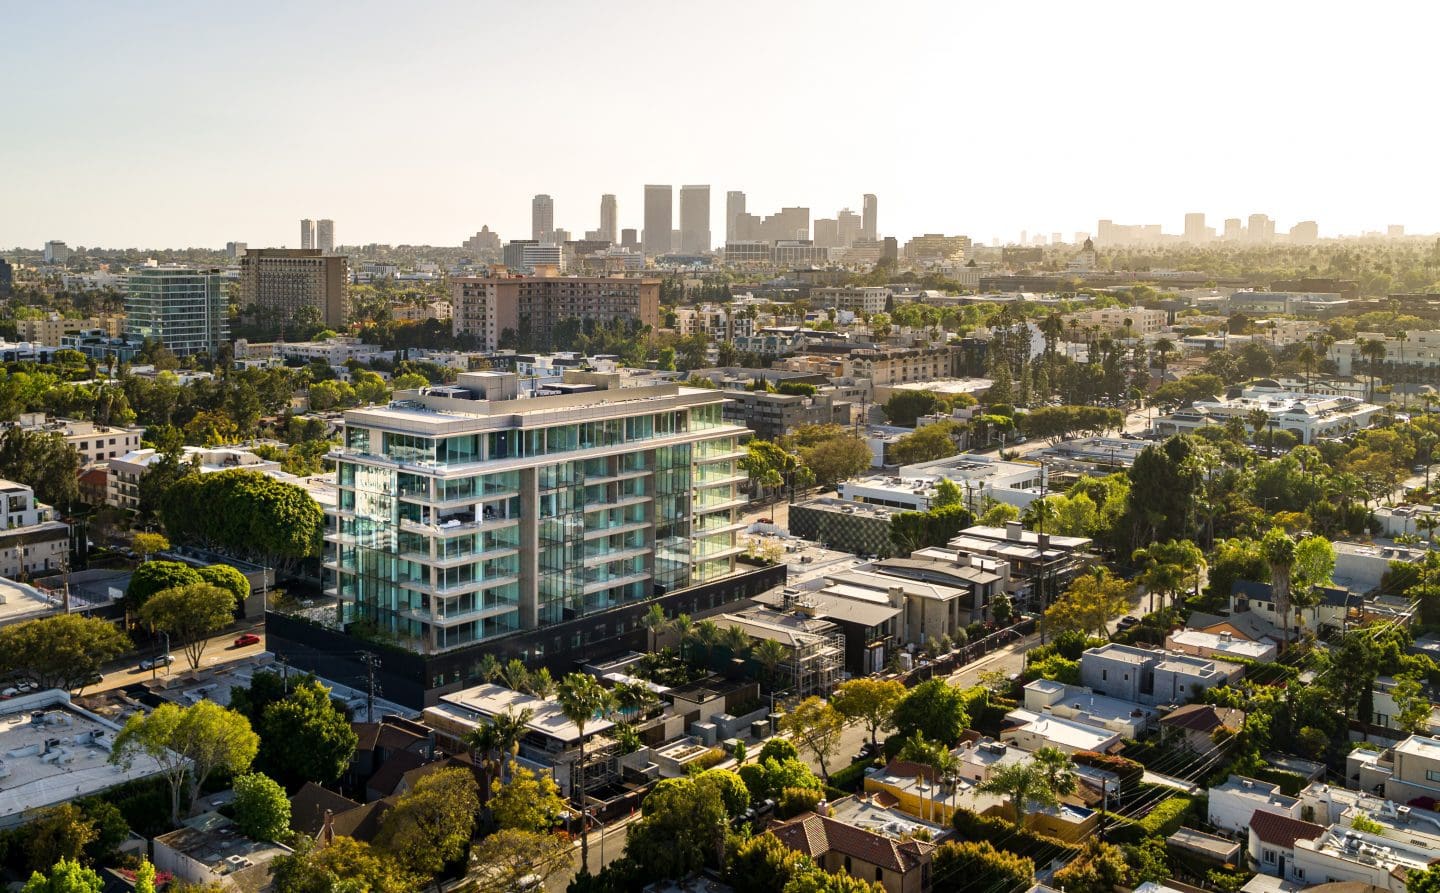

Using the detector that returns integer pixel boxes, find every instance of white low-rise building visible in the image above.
[838,454,1047,513]
[107,447,283,511]
[1000,707,1123,754]
[1209,775,1301,837]
[1166,628,1278,663]
[1021,679,1155,738]
[1291,823,1435,892]
[1155,386,1382,445]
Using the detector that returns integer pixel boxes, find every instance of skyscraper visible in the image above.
[300,219,316,250]
[862,194,877,241]
[1223,218,1242,240]
[317,219,335,253]
[1247,213,1274,243]
[532,195,555,244]
[836,209,861,247]
[240,249,350,328]
[1183,212,1207,243]
[599,194,618,243]
[642,185,672,256]
[679,185,711,254]
[726,191,746,243]
[124,267,229,356]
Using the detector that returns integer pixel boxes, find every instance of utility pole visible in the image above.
[361,652,381,722]
[277,655,290,693]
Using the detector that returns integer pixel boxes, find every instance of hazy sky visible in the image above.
[5,0,1438,249]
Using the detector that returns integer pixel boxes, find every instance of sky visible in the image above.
[4,0,1440,249]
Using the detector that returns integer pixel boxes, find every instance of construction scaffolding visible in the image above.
[718,606,845,697]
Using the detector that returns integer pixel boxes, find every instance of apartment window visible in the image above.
[1263,849,1276,865]
[1423,769,1440,783]
[1101,669,1108,681]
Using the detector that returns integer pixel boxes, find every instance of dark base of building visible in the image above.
[266,560,787,709]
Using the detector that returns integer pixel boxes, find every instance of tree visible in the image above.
[1045,570,1131,639]
[160,470,325,570]
[931,478,964,509]
[124,560,202,615]
[131,532,170,561]
[0,614,129,691]
[258,679,358,788]
[556,673,615,870]
[110,700,259,825]
[138,583,236,670]
[20,859,103,893]
[1408,864,1440,893]
[892,679,969,745]
[642,603,667,652]
[782,872,886,893]
[978,760,1056,825]
[991,591,1014,626]
[134,861,157,893]
[799,434,872,488]
[978,501,1020,527]
[469,829,572,893]
[726,833,814,893]
[23,805,97,874]
[697,768,751,819]
[272,836,417,893]
[888,423,959,465]
[233,772,291,841]
[376,767,480,883]
[780,697,847,782]
[883,390,944,427]
[197,564,252,608]
[1262,527,1298,647]
[830,678,907,751]
[931,840,1033,893]
[1031,746,1077,800]
[489,765,567,832]
[1393,673,1433,734]
[392,372,430,391]
[1052,838,1131,893]
[625,775,729,880]
[0,428,81,510]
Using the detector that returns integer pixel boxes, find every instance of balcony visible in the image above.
[582,570,652,595]
[582,545,649,567]
[582,519,649,540]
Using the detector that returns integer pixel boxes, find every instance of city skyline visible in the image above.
[4,1,1439,248]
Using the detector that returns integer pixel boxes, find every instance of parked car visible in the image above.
[233,633,261,647]
[139,654,175,670]
[1116,616,1140,629]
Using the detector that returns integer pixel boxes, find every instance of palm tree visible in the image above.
[527,667,557,700]
[464,723,503,801]
[490,707,534,784]
[1295,344,1317,390]
[1031,747,1077,801]
[641,604,667,652]
[752,638,787,691]
[501,658,530,693]
[978,760,1056,827]
[1152,338,1175,380]
[1246,407,1271,450]
[720,625,751,661]
[1262,527,1297,649]
[693,619,721,669]
[1359,337,1388,402]
[670,613,694,662]
[478,653,502,684]
[556,673,615,871]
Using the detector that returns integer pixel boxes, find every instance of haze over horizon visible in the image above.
[5,0,1439,249]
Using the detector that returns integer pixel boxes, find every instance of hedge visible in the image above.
[1137,795,1193,838]
[951,808,1079,862]
[1073,751,1144,794]
[1254,768,1307,796]
[827,760,873,792]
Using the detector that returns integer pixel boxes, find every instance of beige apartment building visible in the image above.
[239,249,350,328]
[15,315,124,344]
[847,346,958,387]
[1061,307,1168,338]
[451,274,660,351]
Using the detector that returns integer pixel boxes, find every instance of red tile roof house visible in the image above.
[770,806,936,893]
[1247,808,1325,883]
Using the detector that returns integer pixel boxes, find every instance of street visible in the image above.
[83,621,268,694]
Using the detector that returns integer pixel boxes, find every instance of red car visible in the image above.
[233,633,261,647]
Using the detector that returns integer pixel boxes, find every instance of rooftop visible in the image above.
[1168,628,1276,661]
[1211,775,1299,810]
[1002,708,1123,751]
[430,683,614,745]
[155,812,291,890]
[0,578,65,626]
[1302,823,1436,872]
[0,690,167,828]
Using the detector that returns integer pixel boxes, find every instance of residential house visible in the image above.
[1160,704,1246,753]
[1247,810,1325,882]
[769,798,937,893]
[1079,643,1243,708]
[1000,708,1123,755]
[152,812,292,892]
[1209,776,1300,836]
[1230,580,1358,637]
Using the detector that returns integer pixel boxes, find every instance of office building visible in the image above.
[862,194,877,241]
[1247,213,1275,243]
[812,286,892,315]
[903,234,970,264]
[296,370,779,702]
[620,228,639,251]
[532,194,555,243]
[317,219,335,253]
[836,208,861,248]
[1389,224,1406,239]
[642,185,672,256]
[452,274,660,350]
[225,242,248,260]
[726,191,746,242]
[463,226,502,256]
[0,259,12,298]
[42,241,71,265]
[599,194,617,243]
[123,267,229,356]
[300,219,316,250]
[1183,212,1208,243]
[239,248,350,329]
[1289,220,1319,244]
[679,185,711,254]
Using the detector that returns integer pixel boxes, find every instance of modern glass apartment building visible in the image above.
[123,267,229,356]
[326,370,749,656]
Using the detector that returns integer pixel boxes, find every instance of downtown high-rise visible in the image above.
[862,194,877,240]
[599,194,618,243]
[679,185,711,254]
[532,195,555,244]
[642,185,672,256]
